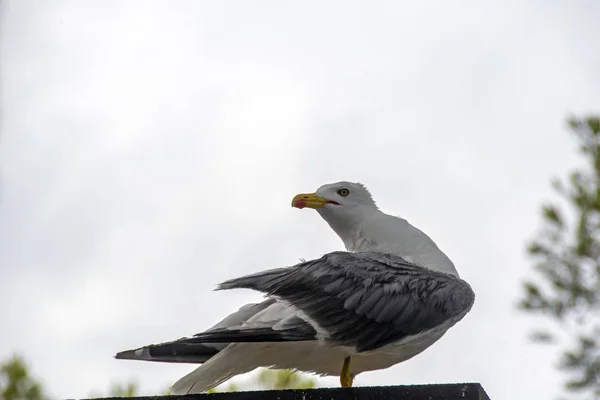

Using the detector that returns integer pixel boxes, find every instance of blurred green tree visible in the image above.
[208,368,316,393]
[88,381,142,398]
[1,353,316,398]
[0,354,46,400]
[519,115,600,398]
[255,368,316,390]
[106,382,138,397]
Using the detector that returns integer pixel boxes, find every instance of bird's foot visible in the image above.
[340,356,354,388]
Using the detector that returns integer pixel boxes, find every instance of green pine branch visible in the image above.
[519,115,600,398]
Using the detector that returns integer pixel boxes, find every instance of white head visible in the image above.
[291,181,380,235]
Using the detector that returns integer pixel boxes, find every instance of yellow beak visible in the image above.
[291,192,333,209]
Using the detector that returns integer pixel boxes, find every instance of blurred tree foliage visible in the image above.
[88,381,145,398]
[1,353,316,398]
[519,115,600,398]
[255,368,316,390]
[208,369,316,393]
[106,382,138,397]
[0,355,46,400]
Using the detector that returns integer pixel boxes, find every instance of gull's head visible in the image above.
[291,181,379,228]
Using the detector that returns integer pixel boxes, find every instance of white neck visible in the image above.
[319,209,459,277]
[317,206,380,244]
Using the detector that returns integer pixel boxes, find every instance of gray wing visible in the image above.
[217,251,475,352]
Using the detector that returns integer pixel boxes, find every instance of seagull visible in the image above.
[115,181,475,394]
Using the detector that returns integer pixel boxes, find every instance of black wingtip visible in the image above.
[114,349,139,360]
[192,327,316,343]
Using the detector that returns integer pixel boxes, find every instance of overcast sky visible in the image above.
[1,1,599,399]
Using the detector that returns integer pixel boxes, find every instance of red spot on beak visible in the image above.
[295,200,307,209]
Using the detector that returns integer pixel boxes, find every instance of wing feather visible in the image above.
[217,251,475,352]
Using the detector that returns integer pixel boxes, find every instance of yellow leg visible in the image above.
[340,356,354,388]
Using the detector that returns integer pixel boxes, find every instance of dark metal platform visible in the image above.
[78,383,491,400]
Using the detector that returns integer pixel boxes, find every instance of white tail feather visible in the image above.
[169,345,257,394]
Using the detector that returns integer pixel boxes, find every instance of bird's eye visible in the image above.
[337,188,350,197]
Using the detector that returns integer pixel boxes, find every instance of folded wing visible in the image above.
[217,251,475,352]
[116,251,474,364]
